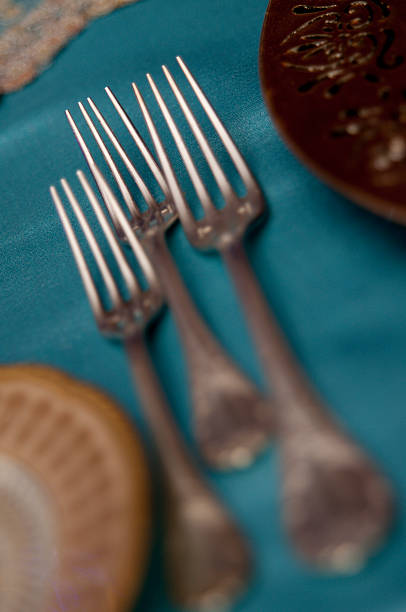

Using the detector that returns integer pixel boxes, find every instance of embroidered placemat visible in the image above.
[0,0,139,93]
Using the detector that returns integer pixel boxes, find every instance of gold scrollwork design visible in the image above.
[282,1,400,96]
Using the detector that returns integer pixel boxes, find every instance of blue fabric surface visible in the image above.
[0,0,405,610]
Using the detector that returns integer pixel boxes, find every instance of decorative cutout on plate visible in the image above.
[260,0,406,223]
[331,99,406,185]
[282,1,401,98]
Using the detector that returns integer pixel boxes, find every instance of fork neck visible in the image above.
[124,332,203,495]
[143,233,221,355]
[220,239,332,434]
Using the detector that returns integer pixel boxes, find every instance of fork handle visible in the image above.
[221,240,331,433]
[124,333,251,610]
[221,242,395,569]
[145,235,273,469]
[147,235,228,349]
[125,333,194,485]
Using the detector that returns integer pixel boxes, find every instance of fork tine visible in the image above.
[77,101,142,221]
[59,178,122,310]
[131,81,197,234]
[145,73,217,218]
[162,64,236,203]
[84,97,158,211]
[104,87,170,199]
[66,110,123,234]
[176,56,258,191]
[77,169,160,293]
[50,183,105,324]
[75,170,140,300]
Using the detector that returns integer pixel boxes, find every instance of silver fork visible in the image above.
[126,57,394,571]
[50,169,251,611]
[65,101,273,471]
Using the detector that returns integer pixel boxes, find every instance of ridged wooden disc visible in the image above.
[260,0,406,223]
[0,364,151,612]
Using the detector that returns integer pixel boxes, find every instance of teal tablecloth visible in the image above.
[1,0,405,610]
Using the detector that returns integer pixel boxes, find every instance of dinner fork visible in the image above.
[65,103,273,471]
[50,169,251,611]
[126,57,394,571]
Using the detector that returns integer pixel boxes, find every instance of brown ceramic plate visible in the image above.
[259,0,406,224]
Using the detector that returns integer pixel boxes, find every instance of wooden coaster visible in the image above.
[0,364,151,612]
